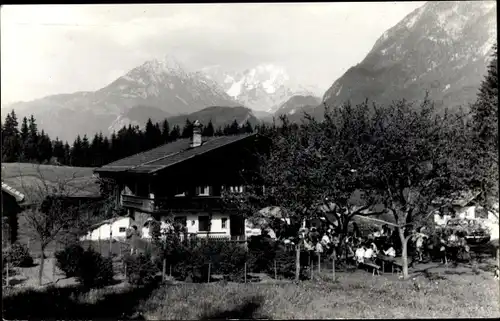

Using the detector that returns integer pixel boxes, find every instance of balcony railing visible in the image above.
[121,194,234,213]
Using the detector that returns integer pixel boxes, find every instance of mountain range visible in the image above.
[318,1,497,118]
[201,64,323,113]
[2,1,496,143]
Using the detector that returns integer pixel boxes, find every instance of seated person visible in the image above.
[383,244,396,257]
[370,242,379,255]
[355,245,366,264]
[321,233,331,246]
[363,243,375,262]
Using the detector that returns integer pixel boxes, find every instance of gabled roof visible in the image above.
[95,133,257,175]
[432,190,482,208]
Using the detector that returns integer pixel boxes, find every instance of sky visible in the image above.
[1,2,426,105]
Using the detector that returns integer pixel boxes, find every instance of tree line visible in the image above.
[1,114,257,167]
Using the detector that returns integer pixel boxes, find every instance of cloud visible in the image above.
[1,2,427,104]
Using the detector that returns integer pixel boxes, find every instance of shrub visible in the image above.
[247,236,279,273]
[76,248,114,288]
[55,243,85,278]
[154,239,248,283]
[123,253,159,286]
[3,242,33,267]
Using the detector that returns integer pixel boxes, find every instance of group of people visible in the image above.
[295,222,400,267]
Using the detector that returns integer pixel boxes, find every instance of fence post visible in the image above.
[318,254,321,273]
[332,249,336,281]
[52,243,57,282]
[27,238,30,252]
[169,265,172,277]
[274,260,277,280]
[310,252,313,280]
[5,262,9,288]
[244,263,247,283]
[208,263,211,283]
[162,259,166,281]
[109,234,112,257]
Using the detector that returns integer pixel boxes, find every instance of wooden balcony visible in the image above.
[121,194,234,213]
[121,194,155,213]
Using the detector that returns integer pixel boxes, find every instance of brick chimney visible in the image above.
[191,120,202,148]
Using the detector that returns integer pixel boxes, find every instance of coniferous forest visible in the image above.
[1,115,258,167]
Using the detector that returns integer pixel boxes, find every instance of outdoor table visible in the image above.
[377,254,396,273]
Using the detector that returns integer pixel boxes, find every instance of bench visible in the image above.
[359,261,381,276]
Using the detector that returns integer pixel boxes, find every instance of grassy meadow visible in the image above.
[3,265,499,319]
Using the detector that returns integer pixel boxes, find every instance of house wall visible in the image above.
[81,217,132,241]
[433,206,499,240]
[172,212,231,236]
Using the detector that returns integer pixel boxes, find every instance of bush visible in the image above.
[154,239,248,283]
[3,243,33,267]
[123,253,159,286]
[247,236,279,273]
[76,248,114,288]
[55,244,85,278]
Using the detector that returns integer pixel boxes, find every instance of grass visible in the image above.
[140,271,499,319]
[1,163,95,180]
[3,257,499,319]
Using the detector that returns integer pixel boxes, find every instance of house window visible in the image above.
[196,186,210,196]
[221,218,228,229]
[174,216,187,227]
[226,185,244,193]
[119,227,126,233]
[175,192,186,197]
[199,216,210,232]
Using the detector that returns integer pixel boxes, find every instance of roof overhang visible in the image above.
[1,182,25,203]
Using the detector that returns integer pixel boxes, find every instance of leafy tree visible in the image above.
[363,97,470,279]
[469,44,498,214]
[19,165,111,285]
[223,117,324,281]
[202,120,215,137]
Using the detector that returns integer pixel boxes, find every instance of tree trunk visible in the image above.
[38,245,45,286]
[398,228,409,279]
[295,243,301,281]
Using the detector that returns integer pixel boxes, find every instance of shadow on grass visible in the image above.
[199,295,271,320]
[2,278,161,319]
